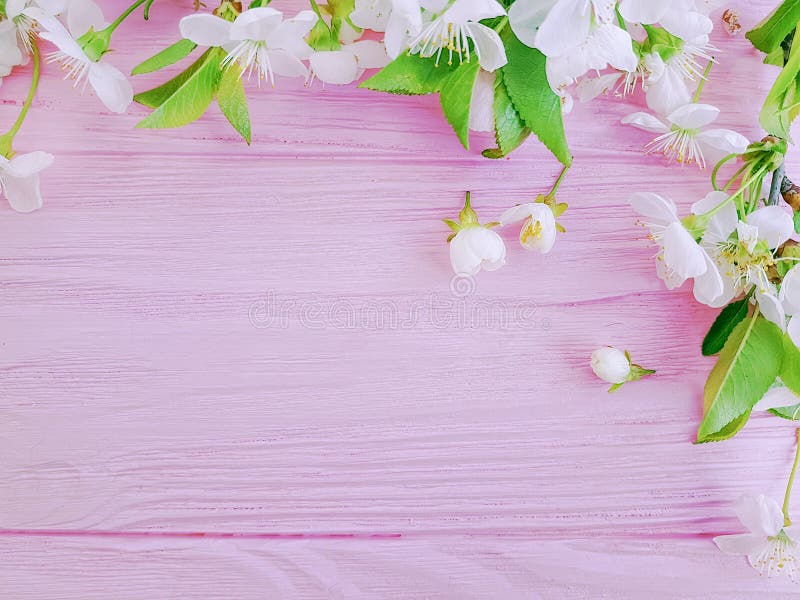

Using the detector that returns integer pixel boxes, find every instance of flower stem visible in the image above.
[710,153,740,191]
[692,60,714,103]
[547,165,569,197]
[768,163,786,206]
[493,16,508,34]
[783,428,800,527]
[700,168,766,218]
[0,39,40,157]
[105,0,149,35]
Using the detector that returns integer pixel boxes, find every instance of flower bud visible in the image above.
[591,346,631,384]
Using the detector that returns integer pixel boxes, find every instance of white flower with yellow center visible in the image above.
[408,0,507,72]
[629,190,724,304]
[180,8,317,87]
[622,103,749,169]
[25,7,132,113]
[715,494,800,581]
[499,201,558,254]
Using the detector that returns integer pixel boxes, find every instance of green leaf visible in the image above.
[783,332,800,394]
[696,314,785,443]
[136,49,223,130]
[702,299,750,356]
[217,63,251,144]
[482,70,530,158]
[439,59,480,150]
[641,24,683,61]
[135,49,213,108]
[131,38,197,76]
[500,28,572,166]
[769,403,800,419]
[794,210,800,233]
[765,44,787,66]
[760,28,800,138]
[746,0,800,53]
[697,410,752,443]
[360,52,458,95]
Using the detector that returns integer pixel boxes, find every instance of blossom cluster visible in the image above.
[0,0,745,215]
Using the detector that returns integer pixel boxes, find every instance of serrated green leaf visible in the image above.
[134,49,213,108]
[359,52,458,95]
[439,59,480,150]
[695,410,752,443]
[783,332,800,394]
[500,28,571,166]
[760,28,800,138]
[136,49,223,130]
[747,0,800,53]
[482,70,530,158]
[769,402,800,419]
[697,314,785,442]
[131,38,197,76]
[702,299,750,356]
[217,63,251,144]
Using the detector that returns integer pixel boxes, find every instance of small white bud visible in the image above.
[591,346,631,384]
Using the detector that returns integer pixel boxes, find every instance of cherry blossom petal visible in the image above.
[88,61,133,113]
[230,7,283,41]
[179,13,233,47]
[535,0,591,58]
[789,316,800,348]
[266,49,309,78]
[445,0,506,23]
[780,265,800,316]
[469,69,495,132]
[757,289,787,331]
[621,112,669,133]
[508,0,558,47]
[667,103,719,130]
[269,10,317,58]
[660,10,712,42]
[734,494,784,538]
[663,221,707,279]
[576,72,621,102]
[617,0,668,24]
[519,204,557,253]
[29,9,86,61]
[466,22,507,72]
[66,0,106,37]
[628,192,678,225]
[693,252,724,306]
[693,191,738,241]
[309,50,359,84]
[2,173,46,212]
[747,205,795,249]
[384,0,423,58]
[499,203,536,225]
[695,129,750,164]
[350,0,392,31]
[346,40,390,69]
[713,533,770,556]
[645,59,692,115]
[450,227,506,275]
[4,151,54,178]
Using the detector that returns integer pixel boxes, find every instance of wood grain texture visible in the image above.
[1,0,799,596]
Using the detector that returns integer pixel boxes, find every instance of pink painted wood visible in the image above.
[1,1,799,597]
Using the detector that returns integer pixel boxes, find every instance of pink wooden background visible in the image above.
[2,1,800,597]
